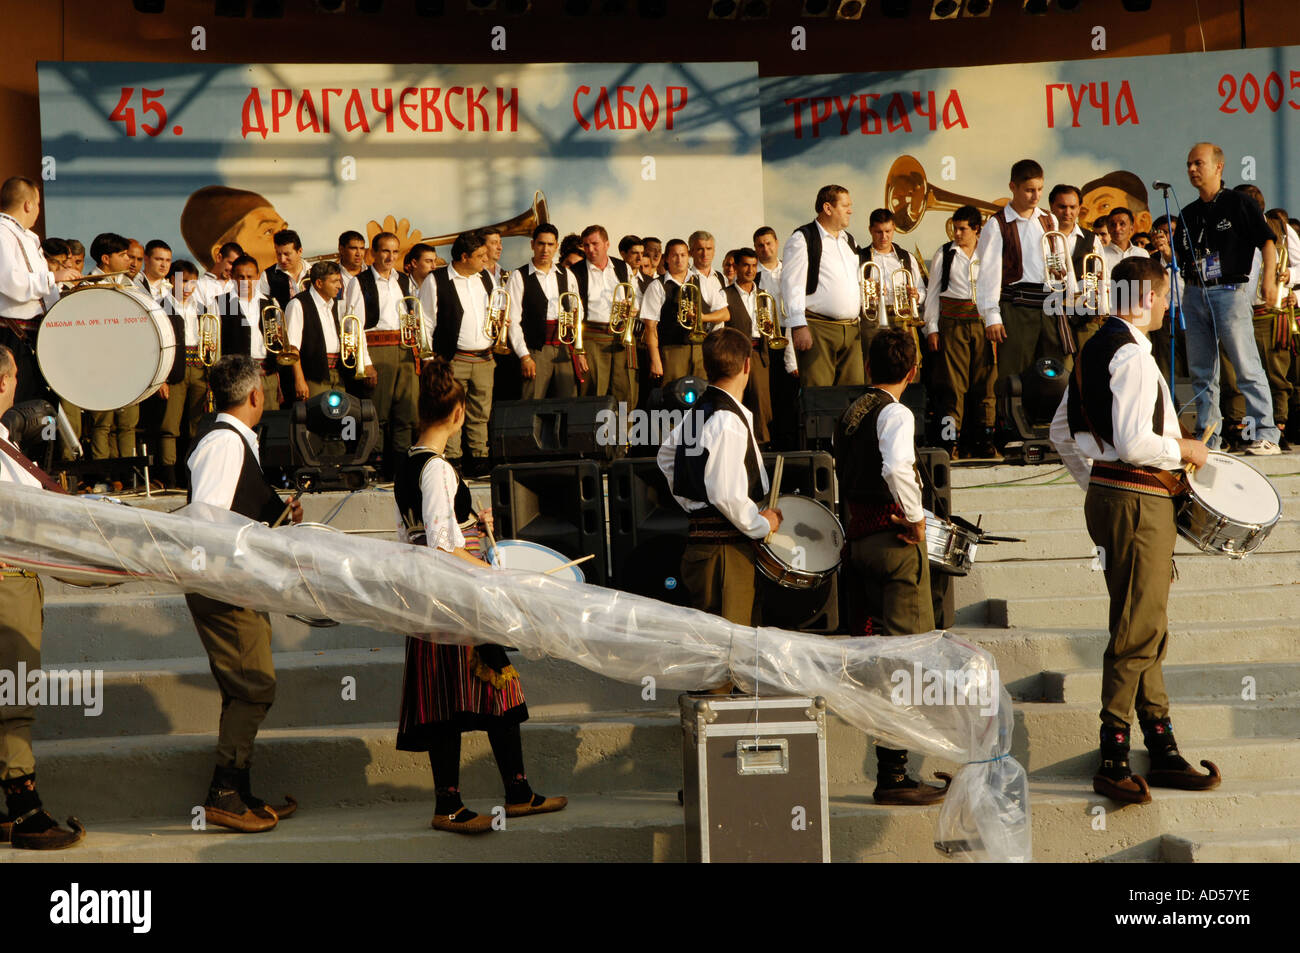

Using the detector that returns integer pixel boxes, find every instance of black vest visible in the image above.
[356,268,412,330]
[295,290,340,383]
[161,298,187,384]
[835,388,914,506]
[264,267,294,309]
[939,242,958,293]
[671,387,765,516]
[394,449,474,548]
[216,292,260,359]
[429,266,495,360]
[867,244,912,276]
[656,275,702,348]
[723,284,768,367]
[797,221,859,295]
[519,265,571,351]
[1066,316,1164,451]
[186,421,283,523]
[1070,230,1097,281]
[572,257,630,314]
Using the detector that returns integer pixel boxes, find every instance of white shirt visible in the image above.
[134,273,172,304]
[232,294,268,360]
[780,221,861,327]
[1101,242,1150,272]
[758,260,783,289]
[581,258,639,325]
[257,263,308,301]
[1049,318,1183,489]
[731,283,759,337]
[196,272,232,316]
[170,293,202,348]
[656,387,770,539]
[396,453,465,554]
[285,287,372,367]
[640,273,691,327]
[0,213,57,320]
[342,266,407,333]
[874,394,925,524]
[867,245,926,319]
[974,205,1068,328]
[187,413,260,511]
[757,266,798,374]
[418,266,496,352]
[923,244,977,337]
[1287,224,1300,287]
[1063,224,1095,273]
[688,266,728,313]
[0,422,43,488]
[506,262,571,358]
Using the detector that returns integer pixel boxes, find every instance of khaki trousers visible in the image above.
[368,344,419,465]
[307,366,346,399]
[0,576,43,779]
[997,299,1068,385]
[89,405,140,460]
[744,345,773,444]
[681,540,760,628]
[522,344,578,400]
[661,343,704,382]
[1084,485,1174,728]
[160,365,209,467]
[935,317,996,434]
[186,593,277,770]
[448,355,495,459]
[581,327,637,407]
[847,532,933,637]
[1253,316,1292,429]
[795,319,863,388]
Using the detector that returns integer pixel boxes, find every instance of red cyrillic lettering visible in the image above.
[809,97,833,137]
[371,87,395,132]
[859,93,881,134]
[296,90,321,133]
[321,88,342,133]
[270,88,292,133]
[344,89,370,133]
[466,86,489,131]
[1115,80,1138,124]
[640,87,661,130]
[912,90,936,130]
[593,88,615,130]
[616,86,638,129]
[497,87,518,131]
[399,87,420,130]
[941,89,968,129]
[241,89,268,140]
[424,87,445,131]
[573,85,592,130]
[665,86,687,129]
[885,93,911,133]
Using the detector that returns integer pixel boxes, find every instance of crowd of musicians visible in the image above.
[0,140,1285,845]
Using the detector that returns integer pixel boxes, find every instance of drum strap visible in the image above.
[1071,360,1185,496]
[0,437,65,493]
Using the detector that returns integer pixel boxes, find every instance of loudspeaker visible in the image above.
[916,447,954,629]
[607,457,690,604]
[256,409,294,469]
[490,460,608,584]
[489,396,622,463]
[761,450,839,632]
[761,450,835,505]
[798,385,864,450]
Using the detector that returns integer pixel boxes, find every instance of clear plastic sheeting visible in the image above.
[0,487,1031,862]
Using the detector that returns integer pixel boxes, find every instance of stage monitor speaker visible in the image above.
[608,457,690,604]
[256,409,294,470]
[798,385,864,451]
[762,450,835,506]
[490,460,607,585]
[489,396,623,463]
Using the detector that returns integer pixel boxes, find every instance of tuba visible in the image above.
[340,312,364,378]
[485,286,512,355]
[677,281,707,343]
[1082,252,1107,315]
[755,289,787,350]
[884,155,1003,234]
[198,311,221,367]
[557,290,583,354]
[860,260,885,327]
[1042,230,1070,293]
[262,302,299,365]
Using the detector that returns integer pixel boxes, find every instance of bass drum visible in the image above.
[37,284,175,411]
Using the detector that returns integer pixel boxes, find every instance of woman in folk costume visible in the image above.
[394,357,567,834]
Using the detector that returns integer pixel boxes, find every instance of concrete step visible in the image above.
[954,472,1300,513]
[1160,826,1300,862]
[1043,661,1300,705]
[991,584,1300,629]
[949,455,1300,488]
[970,521,1300,561]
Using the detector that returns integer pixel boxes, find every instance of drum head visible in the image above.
[37,285,172,411]
[767,495,843,573]
[1189,452,1281,525]
[489,539,585,583]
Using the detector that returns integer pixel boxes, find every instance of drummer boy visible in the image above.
[834,327,949,805]
[657,328,781,688]
[1050,256,1217,805]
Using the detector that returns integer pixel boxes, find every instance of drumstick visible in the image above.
[542,553,596,575]
[1185,423,1217,475]
[270,489,305,529]
[764,455,784,543]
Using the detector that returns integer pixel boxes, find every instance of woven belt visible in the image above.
[582,322,614,335]
[844,501,905,540]
[455,348,494,361]
[1253,304,1277,319]
[1001,283,1051,307]
[0,562,35,579]
[687,514,748,544]
[366,330,403,347]
[939,298,981,321]
[326,354,340,369]
[544,320,562,347]
[184,345,207,368]
[1089,461,1185,498]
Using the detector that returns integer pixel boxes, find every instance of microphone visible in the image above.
[1151,180,1173,191]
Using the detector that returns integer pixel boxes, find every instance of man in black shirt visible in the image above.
[1175,142,1282,454]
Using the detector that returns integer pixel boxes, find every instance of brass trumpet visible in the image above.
[890,267,922,326]
[262,302,299,365]
[1082,252,1107,315]
[608,281,637,336]
[198,312,221,367]
[485,286,512,355]
[756,290,787,350]
[340,312,364,378]
[399,294,430,357]
[1274,241,1292,311]
[884,155,1004,234]
[677,281,706,343]
[860,259,885,327]
[1042,230,1070,293]
[557,290,583,354]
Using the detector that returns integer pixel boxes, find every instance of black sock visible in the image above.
[1097,724,1134,781]
[430,728,468,815]
[206,764,250,814]
[875,746,917,789]
[1141,717,1191,771]
[3,773,42,820]
[434,786,469,817]
[488,723,532,802]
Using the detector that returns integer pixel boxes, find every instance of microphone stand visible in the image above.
[1155,181,1182,395]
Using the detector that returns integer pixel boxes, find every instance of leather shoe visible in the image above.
[10,811,86,850]
[872,772,951,805]
[505,794,568,817]
[205,804,277,833]
[1092,772,1152,804]
[0,811,10,844]
[1146,760,1221,791]
[431,808,494,834]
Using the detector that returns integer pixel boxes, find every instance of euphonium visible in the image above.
[755,290,787,350]
[557,290,583,354]
[890,267,921,326]
[399,294,429,356]
[860,260,884,327]
[1082,252,1107,315]
[262,302,299,366]
[198,311,221,367]
[485,286,512,355]
[340,312,364,379]
[677,281,706,343]
[1042,230,1070,293]
[608,281,636,335]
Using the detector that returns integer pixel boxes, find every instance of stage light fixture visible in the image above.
[214,0,246,16]
[290,391,379,492]
[251,0,284,16]
[881,0,911,16]
[802,0,834,16]
[132,0,165,12]
[1022,0,1049,12]
[663,377,707,412]
[835,0,864,20]
[964,0,993,14]
[709,0,739,17]
[931,0,959,18]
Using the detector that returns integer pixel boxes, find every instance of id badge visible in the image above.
[1200,253,1223,280]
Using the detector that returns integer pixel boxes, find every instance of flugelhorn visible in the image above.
[609,281,636,336]
[890,267,922,326]
[198,311,221,367]
[557,290,583,354]
[677,281,706,343]
[340,312,364,378]
[860,259,885,327]
[399,294,429,357]
[1042,230,1070,293]
[1274,241,1291,311]
[485,286,512,355]
[1081,252,1107,315]
[756,290,787,350]
[884,155,1003,234]
[969,255,979,307]
[262,302,300,365]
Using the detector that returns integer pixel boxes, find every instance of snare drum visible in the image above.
[924,509,980,576]
[1176,452,1281,558]
[487,539,586,583]
[755,494,844,590]
[37,284,175,411]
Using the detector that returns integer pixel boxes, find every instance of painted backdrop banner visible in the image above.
[37,61,764,272]
[760,45,1300,259]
